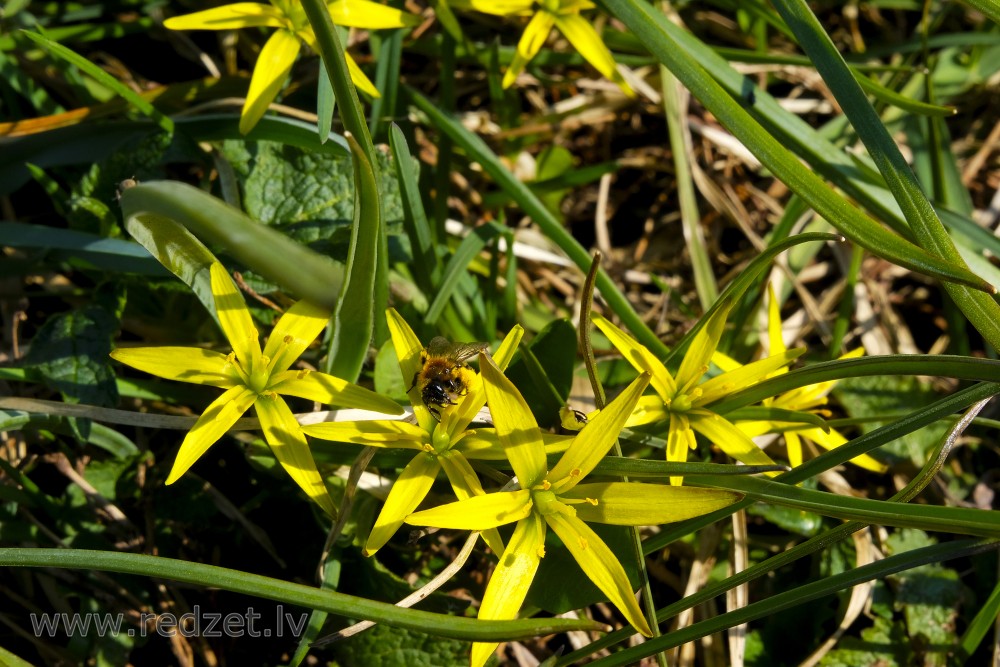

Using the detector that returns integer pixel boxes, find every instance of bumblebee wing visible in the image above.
[450,342,489,363]
[425,337,454,356]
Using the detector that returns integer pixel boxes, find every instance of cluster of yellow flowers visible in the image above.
[111,262,878,667]
[163,0,635,135]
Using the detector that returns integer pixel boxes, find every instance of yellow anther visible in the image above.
[569,468,582,478]
[536,545,547,558]
[541,480,552,491]
[585,497,598,506]
[296,369,310,379]
[283,334,293,345]
[261,354,271,367]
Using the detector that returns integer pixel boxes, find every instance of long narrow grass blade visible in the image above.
[404,86,668,356]
[425,222,505,325]
[20,31,173,133]
[769,0,1000,350]
[600,0,992,293]
[390,123,441,291]
[581,539,1000,667]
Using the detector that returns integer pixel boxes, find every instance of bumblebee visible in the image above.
[409,337,489,420]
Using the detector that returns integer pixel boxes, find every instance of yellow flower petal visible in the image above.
[785,429,804,469]
[268,369,404,414]
[593,314,677,401]
[553,14,634,96]
[344,52,381,98]
[327,0,421,29]
[209,262,263,371]
[386,308,434,427]
[711,350,741,373]
[302,420,427,447]
[166,385,257,484]
[797,426,888,473]
[110,347,238,388]
[565,482,741,525]
[263,299,331,374]
[365,453,440,555]
[239,28,301,134]
[544,511,652,637]
[624,394,670,427]
[676,303,729,393]
[471,512,546,667]
[449,0,534,16]
[163,3,284,31]
[405,489,533,530]
[766,283,786,356]
[549,372,650,493]
[439,453,506,555]
[502,12,556,88]
[690,410,779,473]
[256,394,337,516]
[455,430,574,460]
[443,324,524,439]
[666,412,695,485]
[696,348,805,406]
[479,354,547,488]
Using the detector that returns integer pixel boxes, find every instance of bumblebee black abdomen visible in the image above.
[409,337,488,420]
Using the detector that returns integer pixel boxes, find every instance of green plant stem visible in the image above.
[0,549,604,641]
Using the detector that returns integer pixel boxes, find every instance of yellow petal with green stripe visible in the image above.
[110,347,237,388]
[257,394,337,516]
[239,29,301,134]
[544,511,652,636]
[164,3,284,31]
[166,385,257,484]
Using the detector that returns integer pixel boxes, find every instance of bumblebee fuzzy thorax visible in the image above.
[410,337,488,420]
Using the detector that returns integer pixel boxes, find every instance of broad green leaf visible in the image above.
[25,301,120,408]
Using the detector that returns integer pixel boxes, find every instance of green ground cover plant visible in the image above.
[1,1,999,665]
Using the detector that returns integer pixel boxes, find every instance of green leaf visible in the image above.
[19,30,173,133]
[425,222,504,325]
[403,86,668,358]
[836,375,947,464]
[575,539,998,667]
[768,0,1000,350]
[0,222,169,276]
[326,135,382,382]
[328,622,468,667]
[506,319,578,427]
[219,140,402,229]
[390,123,440,292]
[24,296,120,408]
[119,181,345,310]
[600,0,993,293]
[526,523,636,615]
[300,0,374,156]
[688,473,1000,538]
